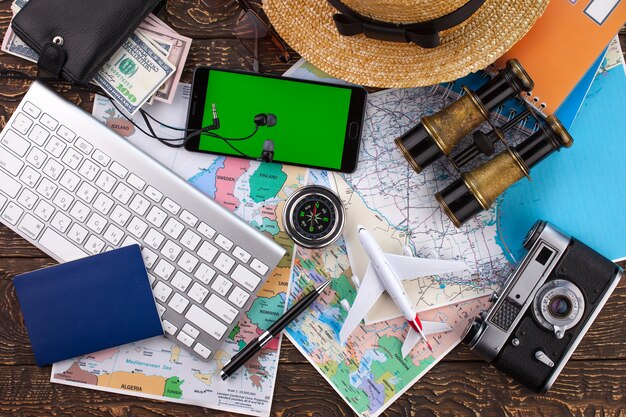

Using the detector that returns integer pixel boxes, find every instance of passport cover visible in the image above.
[13,245,163,366]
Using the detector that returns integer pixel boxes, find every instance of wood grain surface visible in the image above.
[0,1,624,416]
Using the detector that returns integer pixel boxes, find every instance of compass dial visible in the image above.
[284,186,345,249]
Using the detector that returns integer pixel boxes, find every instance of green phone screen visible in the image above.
[200,70,353,169]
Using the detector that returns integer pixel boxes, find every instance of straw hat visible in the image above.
[264,0,549,87]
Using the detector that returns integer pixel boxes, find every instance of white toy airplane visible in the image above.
[339,226,469,358]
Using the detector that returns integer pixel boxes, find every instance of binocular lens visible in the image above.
[395,124,442,174]
[435,179,483,228]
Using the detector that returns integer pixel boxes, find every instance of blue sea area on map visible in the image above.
[188,156,225,197]
[497,62,626,262]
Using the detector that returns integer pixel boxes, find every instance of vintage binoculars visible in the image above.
[396,59,574,227]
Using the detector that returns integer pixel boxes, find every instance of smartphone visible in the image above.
[185,67,367,173]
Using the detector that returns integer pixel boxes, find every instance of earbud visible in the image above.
[261,140,275,163]
[254,113,277,127]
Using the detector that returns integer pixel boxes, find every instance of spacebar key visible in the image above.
[185,305,227,341]
[39,229,88,261]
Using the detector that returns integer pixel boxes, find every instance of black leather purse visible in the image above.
[11,0,164,84]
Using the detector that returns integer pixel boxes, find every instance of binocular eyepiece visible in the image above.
[396,59,534,173]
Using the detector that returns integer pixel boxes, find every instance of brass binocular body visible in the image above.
[396,59,574,227]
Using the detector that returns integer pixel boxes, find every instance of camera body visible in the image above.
[462,221,622,393]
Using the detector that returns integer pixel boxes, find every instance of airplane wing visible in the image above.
[401,321,453,358]
[339,263,385,344]
[385,253,469,281]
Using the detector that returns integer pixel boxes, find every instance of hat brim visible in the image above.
[264,0,549,87]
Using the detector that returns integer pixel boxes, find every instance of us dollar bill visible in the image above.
[93,32,176,115]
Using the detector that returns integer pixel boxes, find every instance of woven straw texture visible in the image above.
[264,0,549,87]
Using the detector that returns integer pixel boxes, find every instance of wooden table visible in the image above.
[1,2,625,416]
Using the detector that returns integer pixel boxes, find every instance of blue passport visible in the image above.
[13,245,163,366]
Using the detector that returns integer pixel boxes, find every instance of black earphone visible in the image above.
[254,113,277,127]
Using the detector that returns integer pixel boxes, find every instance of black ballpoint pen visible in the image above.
[221,279,332,380]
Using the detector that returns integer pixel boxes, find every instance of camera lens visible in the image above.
[548,295,572,318]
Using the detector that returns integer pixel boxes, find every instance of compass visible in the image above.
[283,186,345,249]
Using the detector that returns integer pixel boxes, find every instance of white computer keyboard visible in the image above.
[0,81,285,360]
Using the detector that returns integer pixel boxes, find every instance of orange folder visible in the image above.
[496,0,626,114]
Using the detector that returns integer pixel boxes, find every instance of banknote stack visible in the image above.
[3,0,192,114]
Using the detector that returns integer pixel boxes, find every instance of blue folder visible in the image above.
[13,245,163,366]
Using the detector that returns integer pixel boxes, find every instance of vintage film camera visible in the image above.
[395,60,573,227]
[462,221,623,393]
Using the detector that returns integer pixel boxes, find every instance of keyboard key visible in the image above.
[162,198,180,215]
[171,271,192,292]
[75,137,93,155]
[181,230,201,251]
[182,323,200,339]
[26,147,47,168]
[0,194,6,212]
[67,223,88,245]
[231,265,261,292]
[185,305,228,341]
[193,343,212,359]
[215,253,236,274]
[110,161,128,178]
[163,218,184,239]
[69,201,90,222]
[93,149,111,167]
[127,174,145,190]
[205,294,239,324]
[121,236,140,248]
[251,259,270,276]
[127,217,148,238]
[141,248,158,269]
[194,263,216,285]
[154,259,175,280]
[11,114,33,135]
[180,210,198,227]
[44,136,66,158]
[36,177,57,199]
[188,282,209,304]
[42,158,63,180]
[95,171,116,193]
[28,125,49,146]
[2,129,30,156]
[228,286,250,308]
[57,125,76,142]
[154,282,174,304]
[146,206,167,228]
[112,183,133,205]
[198,241,218,263]
[78,159,99,181]
[156,302,166,317]
[103,224,124,245]
[129,194,150,216]
[110,205,131,226]
[145,186,162,202]
[211,275,232,297]
[161,240,182,261]
[176,330,194,347]
[53,189,74,210]
[50,212,71,233]
[76,182,97,204]
[17,189,38,210]
[19,213,45,240]
[144,229,165,250]
[1,202,24,225]
[215,234,233,251]
[22,101,41,118]
[198,222,216,239]
[0,170,22,198]
[61,148,83,170]
[40,113,59,131]
[93,194,114,215]
[161,319,177,335]
[20,166,41,187]
[177,252,199,273]
[0,148,25,176]
[168,293,190,314]
[33,200,54,222]
[58,171,80,192]
[86,212,107,234]
[233,246,251,263]
[85,235,105,254]
[39,228,87,260]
